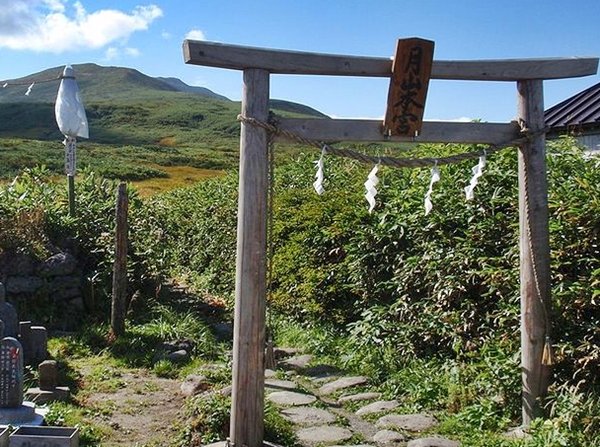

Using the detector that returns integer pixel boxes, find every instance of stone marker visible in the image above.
[376,413,438,432]
[373,429,406,444]
[39,360,58,390]
[0,283,18,338]
[25,360,70,404]
[356,400,400,416]
[18,322,32,364]
[281,406,337,425]
[319,376,368,395]
[296,425,353,444]
[267,391,317,406]
[30,326,48,363]
[0,337,24,408]
[407,437,460,447]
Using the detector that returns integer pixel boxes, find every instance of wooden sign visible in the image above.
[384,38,434,136]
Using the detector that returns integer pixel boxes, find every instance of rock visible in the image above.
[338,392,382,403]
[503,426,530,440]
[47,275,81,293]
[296,425,353,444]
[265,368,277,378]
[273,347,301,359]
[218,385,232,396]
[180,374,210,397]
[373,430,406,444]
[265,379,298,391]
[304,363,341,378]
[267,391,317,406]
[319,376,368,395]
[38,252,77,277]
[407,437,460,447]
[0,301,18,337]
[281,406,337,425]
[212,322,233,341]
[5,276,43,294]
[166,349,189,363]
[356,400,399,416]
[376,414,438,432]
[1,254,35,276]
[280,354,313,371]
[38,360,58,390]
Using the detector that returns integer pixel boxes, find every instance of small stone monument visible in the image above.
[0,337,43,425]
[25,360,70,404]
[0,283,18,338]
[30,326,49,364]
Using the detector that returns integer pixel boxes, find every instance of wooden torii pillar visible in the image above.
[183,40,598,445]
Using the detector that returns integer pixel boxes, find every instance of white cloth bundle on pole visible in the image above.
[55,65,88,139]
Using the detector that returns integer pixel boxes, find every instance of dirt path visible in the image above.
[80,368,185,447]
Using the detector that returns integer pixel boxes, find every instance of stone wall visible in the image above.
[0,251,85,329]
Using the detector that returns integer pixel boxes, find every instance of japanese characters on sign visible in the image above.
[384,38,434,137]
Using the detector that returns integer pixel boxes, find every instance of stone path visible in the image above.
[262,350,461,447]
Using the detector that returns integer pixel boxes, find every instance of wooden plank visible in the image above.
[384,38,434,136]
[111,182,128,338]
[184,40,599,80]
[275,118,520,145]
[230,68,269,447]
[517,80,552,426]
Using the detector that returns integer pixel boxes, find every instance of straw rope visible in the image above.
[238,114,548,169]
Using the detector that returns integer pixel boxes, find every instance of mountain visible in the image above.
[0,63,327,143]
[155,77,230,101]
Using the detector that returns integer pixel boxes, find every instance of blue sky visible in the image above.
[1,0,599,122]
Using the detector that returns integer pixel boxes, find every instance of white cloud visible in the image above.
[161,30,171,40]
[0,1,163,53]
[104,46,141,61]
[185,29,205,41]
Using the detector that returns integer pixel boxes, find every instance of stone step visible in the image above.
[356,400,399,417]
[319,376,369,395]
[281,406,337,426]
[376,413,438,432]
[267,391,317,406]
[296,425,353,445]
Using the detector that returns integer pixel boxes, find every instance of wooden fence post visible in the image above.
[111,182,129,337]
[230,68,270,447]
[517,80,552,426]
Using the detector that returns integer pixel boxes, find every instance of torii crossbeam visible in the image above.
[183,39,598,447]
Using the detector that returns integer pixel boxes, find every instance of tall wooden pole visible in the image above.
[230,68,270,447]
[67,174,75,217]
[111,182,129,337]
[517,80,552,426]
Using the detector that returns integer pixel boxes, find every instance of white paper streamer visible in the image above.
[55,65,89,139]
[364,163,380,213]
[25,82,35,96]
[313,147,326,195]
[424,164,440,215]
[464,154,487,200]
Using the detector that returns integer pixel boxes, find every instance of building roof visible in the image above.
[545,81,600,128]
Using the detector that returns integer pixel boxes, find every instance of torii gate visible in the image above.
[183,39,598,447]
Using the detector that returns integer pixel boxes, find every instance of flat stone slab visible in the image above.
[265,368,277,378]
[356,400,399,417]
[407,437,460,447]
[376,414,438,432]
[373,429,406,444]
[281,406,336,425]
[265,379,298,391]
[296,425,353,444]
[281,354,314,371]
[339,392,382,403]
[319,376,369,395]
[267,391,317,406]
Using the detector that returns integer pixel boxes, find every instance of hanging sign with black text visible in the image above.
[383,38,434,137]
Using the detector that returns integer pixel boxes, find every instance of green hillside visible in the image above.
[0,64,327,182]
